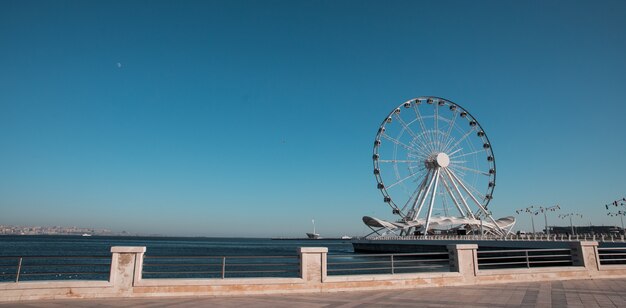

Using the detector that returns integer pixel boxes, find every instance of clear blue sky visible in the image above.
[1,0,625,237]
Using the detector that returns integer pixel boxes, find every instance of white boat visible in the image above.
[306,232,320,239]
[306,219,320,239]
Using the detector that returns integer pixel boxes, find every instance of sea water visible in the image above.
[0,235,356,281]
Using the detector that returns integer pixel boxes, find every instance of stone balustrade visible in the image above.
[2,241,626,302]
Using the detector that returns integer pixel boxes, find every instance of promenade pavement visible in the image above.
[3,278,626,307]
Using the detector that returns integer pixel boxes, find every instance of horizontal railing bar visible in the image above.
[479,261,536,266]
[478,254,572,261]
[327,267,392,272]
[479,259,572,267]
[330,252,448,258]
[328,259,449,266]
[143,270,299,275]
[145,256,298,259]
[144,263,298,268]
[599,253,626,257]
[18,263,111,267]
[598,248,626,251]
[220,263,299,267]
[222,270,298,274]
[600,258,626,262]
[19,271,110,276]
[477,249,571,254]
[327,260,393,266]
[392,258,450,263]
[143,263,221,267]
[143,270,223,274]
[528,260,572,264]
[0,256,110,259]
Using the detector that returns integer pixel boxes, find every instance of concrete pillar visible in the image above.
[298,247,327,283]
[447,244,478,280]
[569,241,599,271]
[110,246,146,294]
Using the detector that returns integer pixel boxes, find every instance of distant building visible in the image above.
[547,225,623,235]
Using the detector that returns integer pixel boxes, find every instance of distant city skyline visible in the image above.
[1,0,625,237]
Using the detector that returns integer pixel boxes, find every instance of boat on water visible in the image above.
[306,219,321,239]
[306,232,320,239]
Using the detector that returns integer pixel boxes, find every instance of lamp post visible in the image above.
[607,211,626,235]
[516,206,536,234]
[605,197,626,235]
[559,213,582,235]
[538,205,560,236]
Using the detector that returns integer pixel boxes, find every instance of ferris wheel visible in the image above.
[364,96,514,236]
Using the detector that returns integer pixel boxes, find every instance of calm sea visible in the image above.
[0,235,355,257]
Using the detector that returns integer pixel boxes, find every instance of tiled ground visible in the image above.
[3,278,626,307]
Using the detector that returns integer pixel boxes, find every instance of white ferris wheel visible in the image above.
[363,96,515,237]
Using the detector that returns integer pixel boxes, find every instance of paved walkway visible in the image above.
[3,278,626,307]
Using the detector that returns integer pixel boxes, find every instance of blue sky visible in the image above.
[1,0,625,237]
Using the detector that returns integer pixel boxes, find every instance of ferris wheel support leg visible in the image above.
[442,168,475,220]
[446,168,505,235]
[440,170,467,217]
[411,169,437,221]
[423,169,441,235]
[404,171,430,218]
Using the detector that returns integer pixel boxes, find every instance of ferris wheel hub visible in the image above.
[425,152,450,169]
[436,152,450,168]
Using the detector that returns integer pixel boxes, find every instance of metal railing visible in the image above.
[598,247,626,265]
[367,234,626,242]
[0,256,111,282]
[327,252,450,276]
[142,255,300,279]
[477,248,573,269]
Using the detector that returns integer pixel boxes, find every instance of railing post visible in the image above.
[569,241,599,273]
[110,246,146,295]
[15,257,22,283]
[525,250,530,268]
[390,255,395,274]
[298,247,327,283]
[221,257,226,279]
[447,244,478,281]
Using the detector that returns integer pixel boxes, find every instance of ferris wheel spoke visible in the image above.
[386,171,421,189]
[434,101,440,151]
[442,111,458,153]
[382,134,422,154]
[379,159,421,163]
[412,104,436,153]
[449,164,490,176]
[449,160,468,164]
[401,173,429,213]
[450,149,485,160]
[444,128,475,154]
[393,113,421,144]
[408,140,432,158]
[410,169,437,220]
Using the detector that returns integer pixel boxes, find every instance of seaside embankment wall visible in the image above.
[2,242,626,302]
